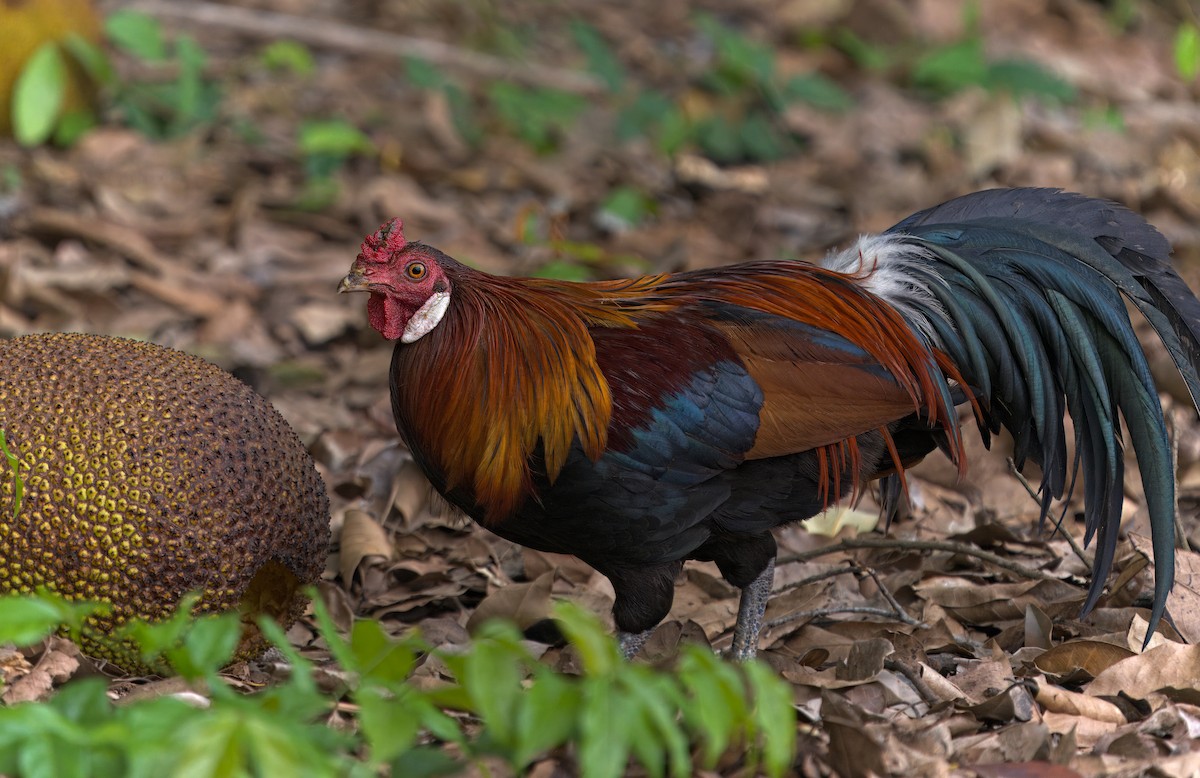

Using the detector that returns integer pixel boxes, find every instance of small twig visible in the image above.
[1006,458,1092,570]
[117,0,605,95]
[773,565,856,594]
[883,658,944,707]
[777,536,1065,584]
[859,566,921,626]
[768,562,923,628]
[766,605,923,630]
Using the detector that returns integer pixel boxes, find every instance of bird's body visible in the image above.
[341,189,1200,658]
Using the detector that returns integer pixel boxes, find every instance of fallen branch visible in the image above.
[765,562,924,629]
[777,536,1068,584]
[119,0,605,95]
[1006,457,1092,570]
[766,605,924,630]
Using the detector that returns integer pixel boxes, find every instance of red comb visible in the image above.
[358,218,406,265]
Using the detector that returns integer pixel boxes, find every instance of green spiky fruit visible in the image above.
[0,333,330,673]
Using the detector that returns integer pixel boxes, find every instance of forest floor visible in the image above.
[4,0,1200,775]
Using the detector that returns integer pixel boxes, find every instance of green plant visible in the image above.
[1176,22,1199,81]
[0,590,797,777]
[294,119,376,209]
[606,14,851,163]
[103,11,222,139]
[10,32,109,147]
[9,10,224,145]
[487,82,587,153]
[259,40,316,76]
[907,5,1074,103]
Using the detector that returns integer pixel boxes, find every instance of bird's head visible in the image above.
[338,218,453,343]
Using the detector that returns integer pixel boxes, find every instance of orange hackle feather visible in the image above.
[393,257,965,524]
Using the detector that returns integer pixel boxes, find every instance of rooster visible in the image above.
[339,188,1200,660]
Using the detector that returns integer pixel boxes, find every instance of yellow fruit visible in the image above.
[0,0,101,137]
[0,333,330,673]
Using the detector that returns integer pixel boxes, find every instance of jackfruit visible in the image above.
[0,332,330,673]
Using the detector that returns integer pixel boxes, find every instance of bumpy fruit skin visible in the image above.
[0,333,330,673]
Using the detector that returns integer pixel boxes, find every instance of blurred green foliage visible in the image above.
[0,590,796,778]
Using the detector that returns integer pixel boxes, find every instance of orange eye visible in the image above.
[405,262,427,280]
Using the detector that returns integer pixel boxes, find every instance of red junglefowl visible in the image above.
[339,188,1200,660]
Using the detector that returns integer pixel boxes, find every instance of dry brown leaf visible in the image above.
[521,549,596,586]
[1035,680,1126,724]
[950,658,1017,706]
[960,684,1036,724]
[1024,604,1054,650]
[1086,641,1200,701]
[392,460,432,525]
[972,762,1086,778]
[915,661,967,703]
[913,577,1044,622]
[338,509,394,585]
[1034,640,1135,680]
[838,637,893,682]
[2,648,79,704]
[465,570,555,633]
[1151,543,1200,644]
[1040,711,1120,749]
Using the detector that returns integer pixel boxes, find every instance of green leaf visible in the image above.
[984,59,1076,103]
[577,679,632,778]
[349,618,416,686]
[695,115,742,162]
[0,593,101,645]
[404,57,445,89]
[12,42,67,147]
[571,21,625,92]
[62,33,115,87]
[487,83,586,153]
[171,711,245,778]
[738,112,792,162]
[655,106,692,157]
[106,11,167,61]
[298,120,375,158]
[171,36,206,129]
[678,649,744,767]
[164,611,242,679]
[1176,23,1200,81]
[622,673,690,778]
[121,592,201,663]
[743,660,797,778]
[552,601,620,677]
[53,110,97,147]
[459,623,526,746]
[357,686,422,764]
[533,260,593,281]
[443,83,482,148]
[782,73,853,112]
[243,715,338,777]
[260,41,315,75]
[391,747,464,778]
[697,13,774,87]
[833,28,890,71]
[511,669,580,767]
[912,38,987,95]
[615,90,674,142]
[598,186,654,230]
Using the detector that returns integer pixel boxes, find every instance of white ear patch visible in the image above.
[402,290,451,343]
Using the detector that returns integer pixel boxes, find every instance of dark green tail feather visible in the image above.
[886,189,1197,642]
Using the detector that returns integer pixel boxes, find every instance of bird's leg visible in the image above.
[730,557,775,661]
[617,628,654,660]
